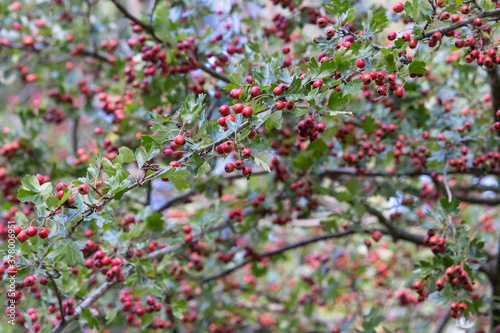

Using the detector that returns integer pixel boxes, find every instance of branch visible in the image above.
[421,8,500,39]
[202,225,426,283]
[71,117,79,155]
[195,53,231,83]
[202,230,357,282]
[109,0,166,45]
[154,190,194,213]
[323,166,500,178]
[433,309,451,333]
[47,272,66,324]
[361,202,425,245]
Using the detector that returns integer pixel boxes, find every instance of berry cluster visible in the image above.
[423,229,447,254]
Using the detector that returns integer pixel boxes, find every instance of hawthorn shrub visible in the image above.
[3,0,500,332]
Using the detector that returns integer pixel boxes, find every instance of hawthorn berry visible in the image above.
[393,2,404,13]
[317,17,328,28]
[78,184,90,195]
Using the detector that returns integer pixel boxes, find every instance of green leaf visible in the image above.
[292,154,313,169]
[135,147,148,169]
[229,72,243,86]
[115,147,136,164]
[364,7,389,38]
[253,56,283,86]
[409,60,428,74]
[15,212,29,226]
[172,299,187,319]
[325,0,350,15]
[197,161,212,177]
[145,213,164,232]
[82,309,99,329]
[253,157,271,173]
[179,93,206,125]
[105,308,118,324]
[169,168,191,191]
[265,111,282,130]
[360,116,380,133]
[47,240,85,266]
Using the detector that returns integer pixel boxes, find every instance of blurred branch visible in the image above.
[109,0,166,45]
[47,272,66,324]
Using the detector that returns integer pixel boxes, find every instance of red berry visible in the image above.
[225,163,235,173]
[312,80,323,88]
[78,184,90,195]
[182,225,192,234]
[387,32,397,41]
[250,86,261,96]
[219,105,230,116]
[242,148,252,159]
[395,86,405,98]
[377,86,387,96]
[242,166,253,178]
[17,230,28,243]
[26,226,38,237]
[174,135,186,146]
[242,107,253,118]
[273,86,283,96]
[393,2,404,13]
[233,103,244,113]
[275,101,285,110]
[356,58,366,68]
[317,17,328,28]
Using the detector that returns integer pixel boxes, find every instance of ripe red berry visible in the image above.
[174,135,186,146]
[169,161,180,168]
[275,101,285,110]
[26,226,38,237]
[242,148,252,159]
[219,105,230,116]
[312,80,323,88]
[182,225,192,234]
[24,275,36,287]
[317,17,328,28]
[184,234,193,242]
[242,107,253,118]
[225,163,235,173]
[377,86,387,96]
[395,86,405,98]
[234,160,245,170]
[17,230,28,243]
[242,166,253,178]
[387,32,397,41]
[250,86,261,96]
[7,266,17,276]
[393,2,404,13]
[78,184,90,195]
[285,101,295,111]
[233,103,244,113]
[356,58,366,68]
[273,85,283,96]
